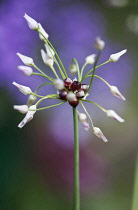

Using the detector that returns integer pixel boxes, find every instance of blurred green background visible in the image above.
[0,0,138,209]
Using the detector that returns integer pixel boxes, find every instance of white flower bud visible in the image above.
[17,53,34,66]
[106,110,125,123]
[45,44,55,58]
[38,23,49,40]
[69,64,77,76]
[40,49,54,68]
[93,127,108,142]
[18,65,33,76]
[94,37,105,51]
[18,105,36,128]
[13,105,28,114]
[12,82,32,95]
[24,13,38,30]
[54,79,64,90]
[110,86,126,101]
[27,94,37,106]
[66,92,77,102]
[78,113,90,130]
[76,90,85,98]
[85,54,96,64]
[109,49,127,62]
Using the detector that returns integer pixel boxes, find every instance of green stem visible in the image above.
[73,107,80,210]
[132,154,138,210]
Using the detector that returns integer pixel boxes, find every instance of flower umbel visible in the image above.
[14,14,126,142]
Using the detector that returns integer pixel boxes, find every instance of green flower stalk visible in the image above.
[13,14,127,210]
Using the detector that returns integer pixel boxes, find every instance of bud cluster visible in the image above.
[58,78,88,108]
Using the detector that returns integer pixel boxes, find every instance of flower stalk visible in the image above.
[73,107,80,210]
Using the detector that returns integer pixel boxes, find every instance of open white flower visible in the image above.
[109,49,127,62]
[85,54,96,64]
[38,23,49,40]
[54,79,64,90]
[18,65,33,76]
[110,86,126,101]
[18,105,36,128]
[106,110,125,123]
[93,127,108,142]
[78,113,90,130]
[17,53,34,66]
[24,13,38,30]
[13,105,28,114]
[41,49,54,68]
[94,37,105,51]
[12,82,32,95]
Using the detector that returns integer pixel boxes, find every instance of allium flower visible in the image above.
[85,54,96,64]
[18,105,36,128]
[13,105,28,114]
[18,65,33,76]
[12,82,32,95]
[109,49,127,62]
[14,14,126,143]
[94,37,105,51]
[24,13,39,30]
[17,53,34,66]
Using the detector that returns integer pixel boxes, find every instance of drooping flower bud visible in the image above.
[27,94,37,106]
[24,13,39,30]
[78,113,90,130]
[94,37,105,51]
[18,105,36,128]
[54,79,64,90]
[85,54,96,64]
[93,127,108,142]
[106,110,125,123]
[109,49,127,62]
[40,49,54,68]
[69,64,77,76]
[38,23,49,40]
[12,82,32,95]
[110,86,126,101]
[13,105,28,114]
[18,65,33,76]
[17,53,34,66]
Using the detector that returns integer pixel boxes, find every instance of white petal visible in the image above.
[12,82,32,95]
[54,79,64,90]
[13,105,28,114]
[85,54,96,64]
[66,92,77,102]
[110,86,126,101]
[106,110,125,123]
[17,53,34,66]
[18,65,33,76]
[38,23,49,40]
[93,127,108,142]
[24,13,38,30]
[18,105,36,128]
[78,113,90,130]
[109,49,127,62]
